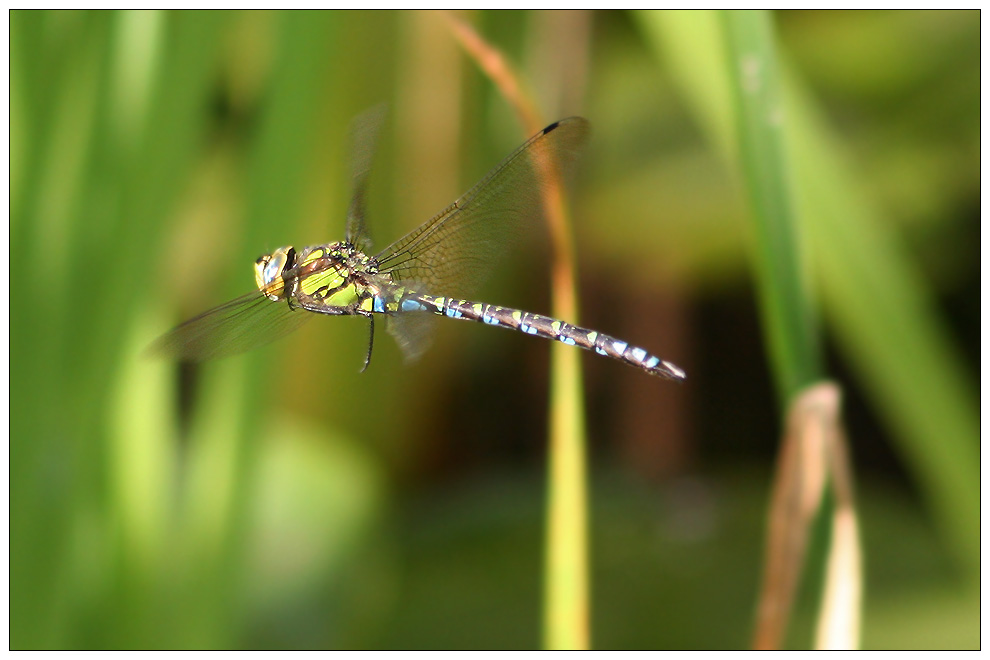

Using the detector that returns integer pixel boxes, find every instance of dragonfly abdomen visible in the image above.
[403,294,686,381]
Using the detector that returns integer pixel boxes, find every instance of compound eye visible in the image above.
[255,247,294,300]
[264,255,284,284]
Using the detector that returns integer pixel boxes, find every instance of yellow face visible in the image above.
[254,246,294,301]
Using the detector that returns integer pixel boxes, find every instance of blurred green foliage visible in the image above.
[10,9,978,649]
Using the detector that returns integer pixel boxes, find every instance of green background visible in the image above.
[10,10,979,649]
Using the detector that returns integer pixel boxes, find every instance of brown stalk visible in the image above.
[752,381,861,649]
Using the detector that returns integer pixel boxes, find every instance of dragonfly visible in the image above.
[149,110,686,382]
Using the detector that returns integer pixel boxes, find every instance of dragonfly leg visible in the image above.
[360,312,375,373]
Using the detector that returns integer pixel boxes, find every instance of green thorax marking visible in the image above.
[290,242,397,312]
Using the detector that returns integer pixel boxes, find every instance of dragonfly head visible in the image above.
[255,246,296,301]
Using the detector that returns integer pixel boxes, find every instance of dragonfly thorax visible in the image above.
[255,241,387,308]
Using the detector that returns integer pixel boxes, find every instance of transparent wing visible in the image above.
[146,288,313,362]
[375,117,589,299]
[378,117,589,361]
[148,240,410,363]
[345,104,387,252]
[384,308,438,362]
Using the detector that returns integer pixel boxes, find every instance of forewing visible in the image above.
[375,117,589,299]
[345,104,387,252]
[147,288,312,362]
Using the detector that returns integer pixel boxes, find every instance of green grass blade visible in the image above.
[721,11,837,647]
[720,10,823,400]
[544,334,590,649]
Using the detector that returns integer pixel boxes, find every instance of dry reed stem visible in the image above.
[752,382,861,649]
